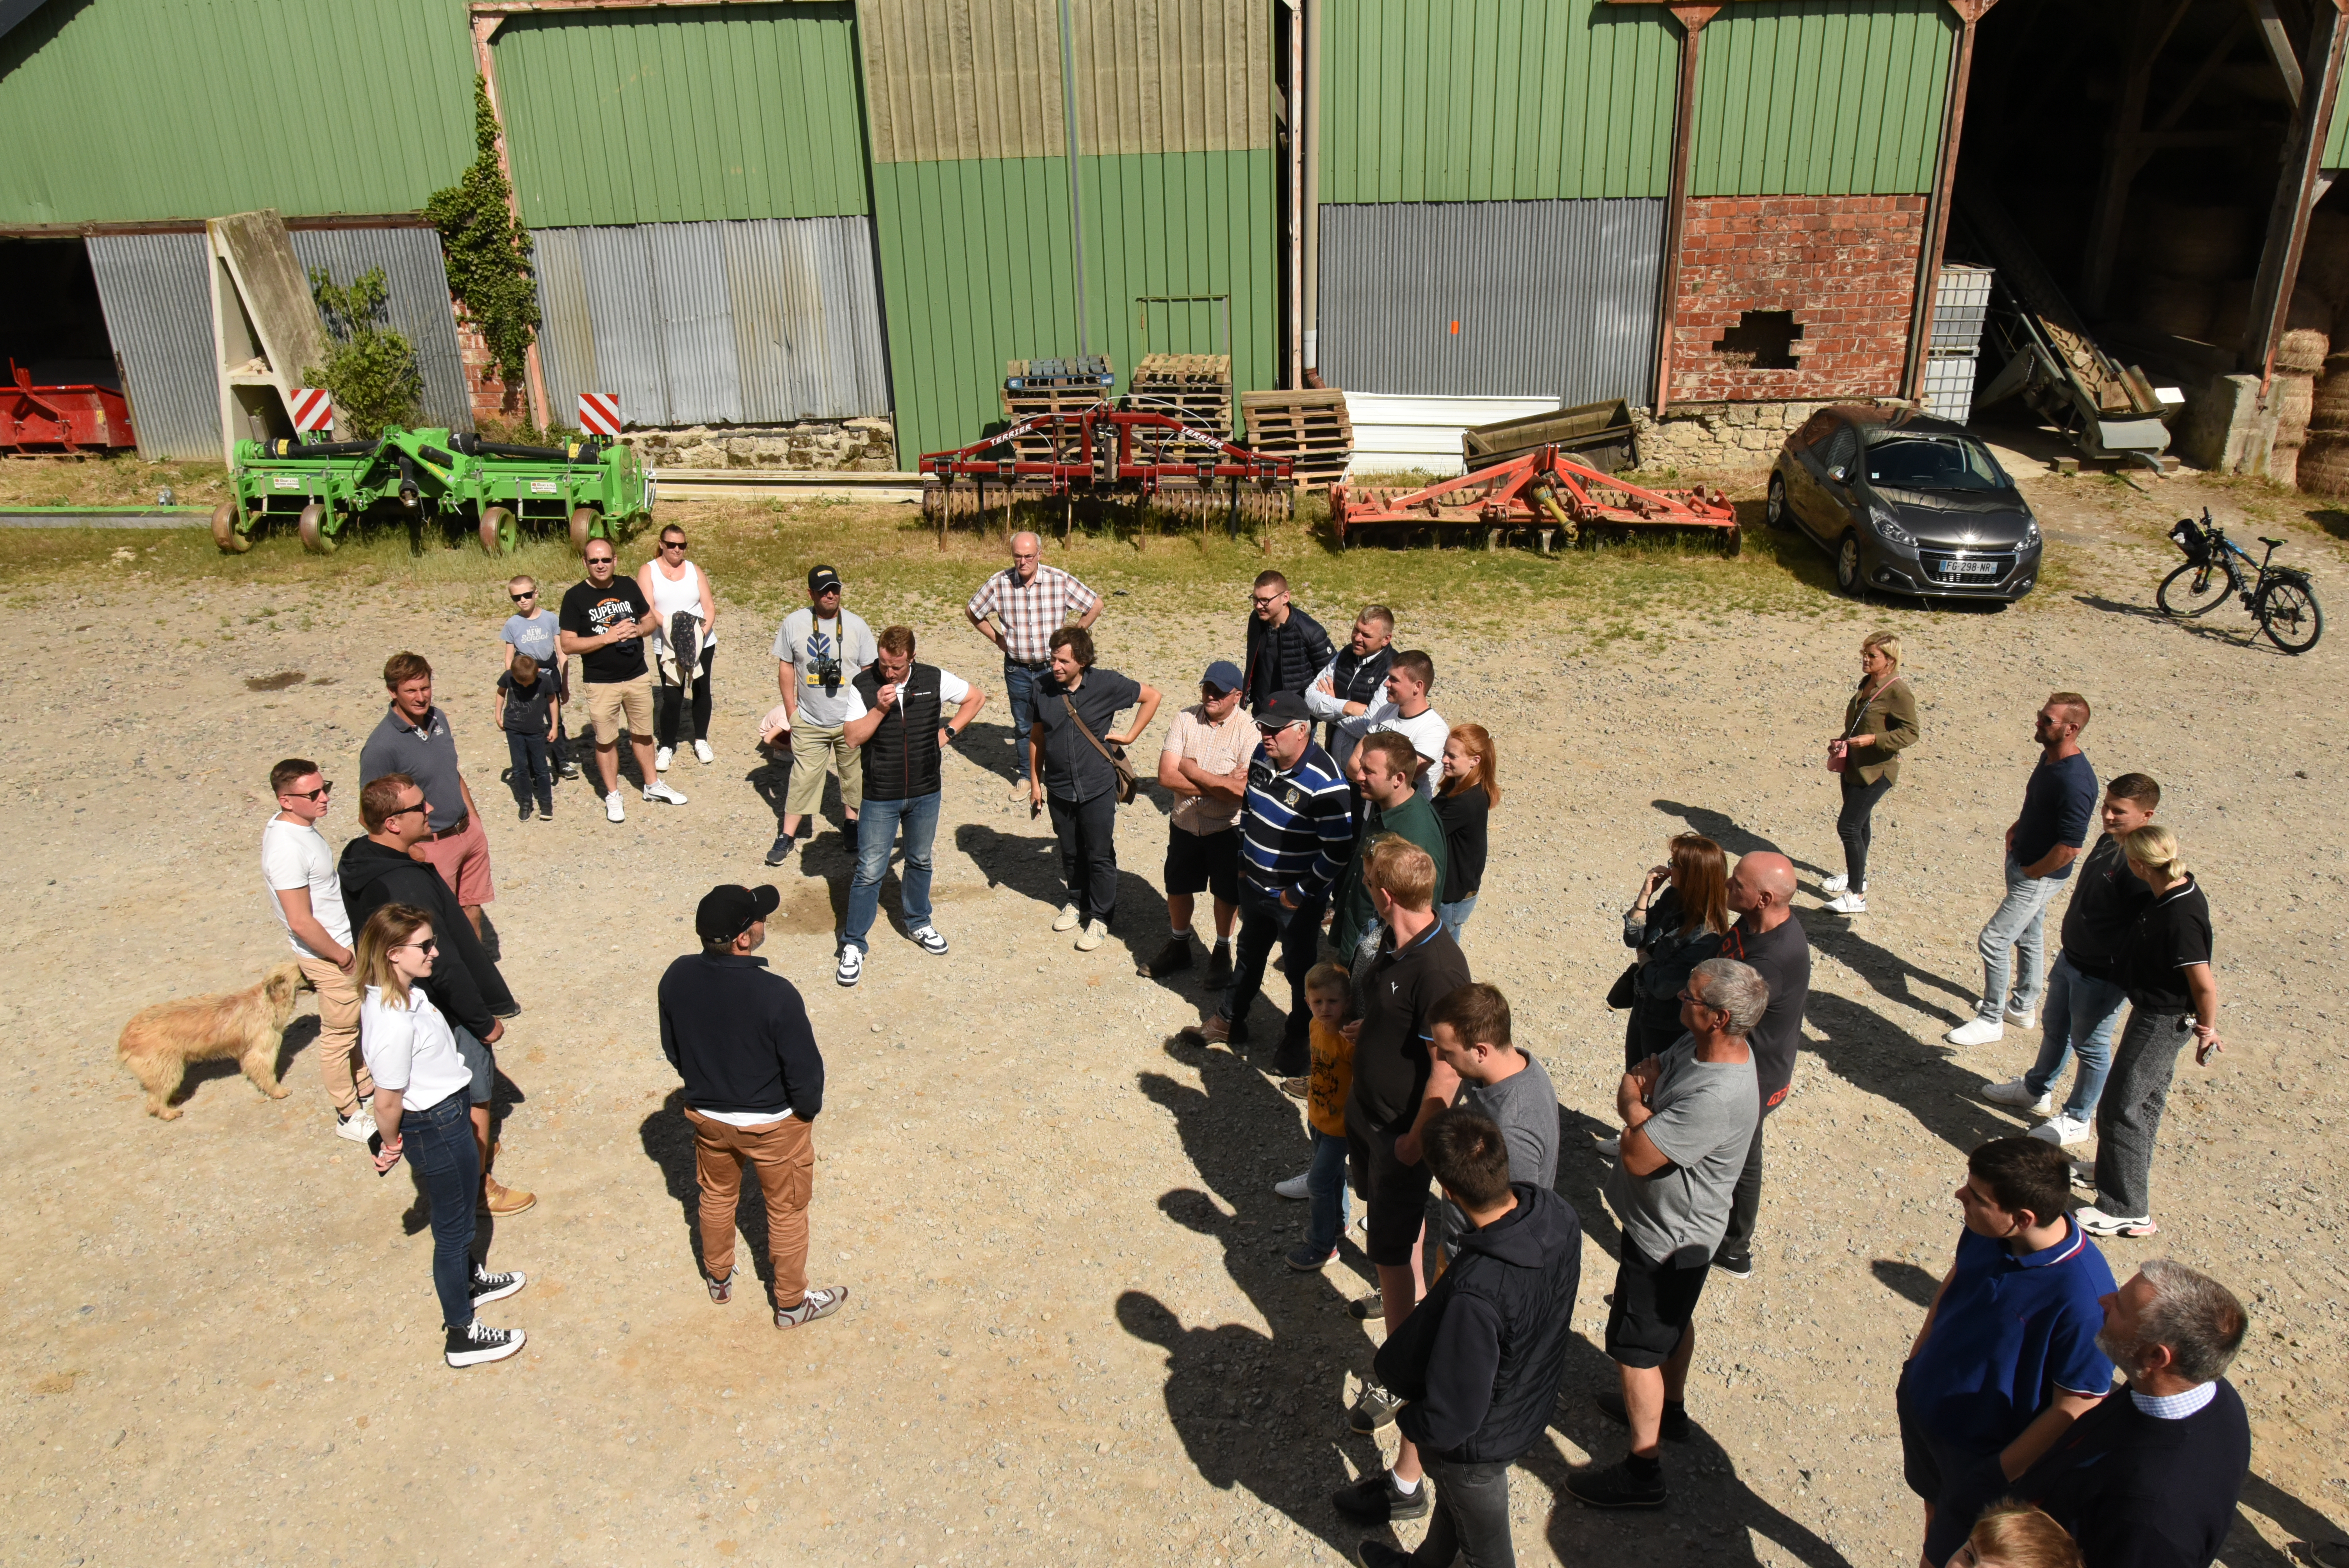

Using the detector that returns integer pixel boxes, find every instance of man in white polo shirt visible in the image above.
[1338,649,1447,799]
[262,757,373,1141]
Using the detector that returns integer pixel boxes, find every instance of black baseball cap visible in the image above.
[807,565,843,595]
[695,883,781,942]
[1256,690,1314,727]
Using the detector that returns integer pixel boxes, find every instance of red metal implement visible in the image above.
[0,361,136,454]
[1330,444,1737,548]
[920,403,1293,492]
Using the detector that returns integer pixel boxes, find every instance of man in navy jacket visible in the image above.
[659,884,847,1330]
[1343,1107,1583,1564]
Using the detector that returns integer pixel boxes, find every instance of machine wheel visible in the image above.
[1834,531,1864,596]
[297,502,333,555]
[569,506,602,555]
[479,506,520,556]
[2157,561,2231,618]
[1765,474,1794,530]
[210,500,250,554]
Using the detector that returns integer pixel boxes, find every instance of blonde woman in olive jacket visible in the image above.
[1822,631,1919,913]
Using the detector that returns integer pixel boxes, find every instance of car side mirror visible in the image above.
[1829,465,1850,484]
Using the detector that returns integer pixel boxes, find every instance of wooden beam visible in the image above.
[470,9,549,431]
[2081,0,2197,316]
[1650,5,1719,419]
[2246,0,2308,107]
[2155,12,2254,131]
[2243,0,2347,384]
[1903,0,1999,401]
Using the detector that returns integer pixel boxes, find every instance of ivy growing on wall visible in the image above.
[303,267,422,438]
[428,77,541,388]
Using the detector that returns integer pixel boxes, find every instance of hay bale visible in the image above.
[2135,272,2215,340]
[2274,373,2316,447]
[2142,203,2250,281]
[2272,441,2301,489]
[2311,354,2349,431]
[2296,429,2349,496]
[2211,282,2330,367]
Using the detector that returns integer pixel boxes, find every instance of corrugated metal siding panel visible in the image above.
[533,219,887,428]
[857,0,1066,164]
[1320,0,1677,203]
[870,158,1078,458]
[83,231,217,460]
[0,0,475,225]
[495,4,870,228]
[1319,199,1664,403]
[1066,0,1271,155]
[1691,0,1953,196]
[287,229,474,434]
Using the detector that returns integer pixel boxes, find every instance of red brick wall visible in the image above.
[1668,193,1927,405]
[453,303,525,425]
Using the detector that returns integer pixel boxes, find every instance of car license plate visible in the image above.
[1939,558,1997,578]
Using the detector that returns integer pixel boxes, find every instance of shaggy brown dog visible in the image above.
[118,961,306,1119]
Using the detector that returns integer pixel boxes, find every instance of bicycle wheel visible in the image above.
[2257,576,2324,653]
[2157,561,2231,617]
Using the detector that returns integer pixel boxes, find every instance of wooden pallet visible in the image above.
[1000,356,1115,463]
[1239,388,1354,486]
[1128,353,1232,437]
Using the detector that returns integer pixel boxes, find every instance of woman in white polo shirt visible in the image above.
[357,903,529,1369]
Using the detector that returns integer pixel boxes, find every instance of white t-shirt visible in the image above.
[1353,702,1450,799]
[836,667,971,720]
[262,817,351,959]
[358,985,471,1112]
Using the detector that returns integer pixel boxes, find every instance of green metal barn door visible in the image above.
[858,0,1274,461]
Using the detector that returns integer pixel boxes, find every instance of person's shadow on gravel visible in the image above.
[1803,988,2021,1155]
[2224,1472,2346,1568]
[639,1088,774,1292]
[1123,1043,1389,1558]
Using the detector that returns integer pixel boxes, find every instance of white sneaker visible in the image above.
[1074,919,1107,952]
[1052,904,1082,932]
[1593,1134,1622,1158]
[2029,1113,2093,1147]
[1820,872,1848,894]
[643,780,688,806]
[910,926,949,956]
[604,790,626,823]
[2068,1157,2097,1190]
[1274,1172,1312,1200]
[335,1110,376,1144]
[2004,1005,2039,1030]
[1826,891,1867,914]
[693,739,715,765]
[1946,1017,2005,1046]
[1980,1077,2053,1114]
[655,746,674,772]
[834,947,863,987]
[2073,1205,2157,1238]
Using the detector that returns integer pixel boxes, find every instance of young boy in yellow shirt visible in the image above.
[1280,961,1356,1270]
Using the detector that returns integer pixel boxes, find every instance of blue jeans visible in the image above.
[1303,1128,1351,1256]
[843,790,941,951]
[1975,855,2062,1021]
[1439,896,1479,942]
[400,1094,480,1329]
[505,730,552,811]
[1003,658,1049,778]
[2024,953,2127,1117]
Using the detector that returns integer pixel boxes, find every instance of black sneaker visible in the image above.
[470,1268,527,1307]
[1205,944,1233,987]
[1331,1468,1429,1522]
[516,803,531,821]
[1595,1387,1690,1442]
[444,1319,526,1368]
[1566,1457,1667,1510]
[1143,936,1194,977]
[1347,1291,1383,1321]
[1356,1543,1415,1568]
[536,804,553,820]
[765,834,795,867]
[1712,1249,1754,1279]
[1348,1381,1404,1433]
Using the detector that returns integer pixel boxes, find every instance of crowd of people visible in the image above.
[242,530,2258,1568]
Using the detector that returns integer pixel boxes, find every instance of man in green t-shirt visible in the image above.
[1333,731,1448,956]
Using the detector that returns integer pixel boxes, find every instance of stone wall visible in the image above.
[1631,401,1831,476]
[618,419,898,472]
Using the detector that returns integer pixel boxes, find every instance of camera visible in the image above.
[813,657,843,689]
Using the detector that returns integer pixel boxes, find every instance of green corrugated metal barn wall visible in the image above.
[0,0,477,225]
[860,0,1276,463]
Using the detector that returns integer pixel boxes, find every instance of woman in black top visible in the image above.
[1432,723,1499,941]
[1027,626,1160,952]
[1619,833,1730,1067]
[2080,825,2219,1238]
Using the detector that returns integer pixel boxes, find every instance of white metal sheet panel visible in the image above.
[287,226,473,433]
[83,229,217,460]
[1341,391,1561,478]
[647,221,741,425]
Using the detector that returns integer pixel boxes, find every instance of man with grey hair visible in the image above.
[964,531,1101,791]
[1569,956,1764,1511]
[1998,1259,2250,1568]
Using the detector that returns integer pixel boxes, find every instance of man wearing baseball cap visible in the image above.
[768,565,877,865]
[1146,659,1254,982]
[1202,689,1356,1073]
[657,884,848,1330]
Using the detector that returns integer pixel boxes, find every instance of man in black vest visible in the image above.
[1304,602,1395,776]
[1343,1106,1583,1561]
[833,624,986,988]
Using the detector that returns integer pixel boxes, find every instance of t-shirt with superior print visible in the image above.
[560,577,652,683]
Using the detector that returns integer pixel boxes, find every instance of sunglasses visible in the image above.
[586,554,615,566]
[1255,721,1296,737]
[394,940,440,955]
[510,590,536,602]
[283,781,333,802]
[662,538,688,551]
[383,801,429,821]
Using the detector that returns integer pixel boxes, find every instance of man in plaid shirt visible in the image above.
[965,532,1103,790]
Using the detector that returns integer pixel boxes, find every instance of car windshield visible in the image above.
[1863,431,2008,491]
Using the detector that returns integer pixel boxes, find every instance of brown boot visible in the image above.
[478,1142,536,1217]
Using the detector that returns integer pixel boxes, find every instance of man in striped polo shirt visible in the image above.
[1202,690,1356,1074]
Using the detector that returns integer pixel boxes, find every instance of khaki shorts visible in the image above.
[585,673,654,744]
[784,720,863,817]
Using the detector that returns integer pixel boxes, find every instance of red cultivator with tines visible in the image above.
[920,403,1293,541]
[1331,445,1741,554]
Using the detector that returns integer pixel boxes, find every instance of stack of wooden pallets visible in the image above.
[1125,354,1233,438]
[1238,387,1354,488]
[1001,357,1114,465]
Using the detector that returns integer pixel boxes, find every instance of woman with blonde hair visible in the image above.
[2075,824,2219,1238]
[356,903,529,1368]
[1619,833,1731,1066]
[1946,1501,2081,1568]
[1823,629,1919,913]
[1433,722,1500,941]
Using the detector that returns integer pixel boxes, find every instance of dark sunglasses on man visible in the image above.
[283,780,333,802]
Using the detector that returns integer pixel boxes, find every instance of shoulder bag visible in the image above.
[1064,694,1137,805]
[1830,676,1900,773]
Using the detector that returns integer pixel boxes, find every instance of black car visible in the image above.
[1765,406,2042,602]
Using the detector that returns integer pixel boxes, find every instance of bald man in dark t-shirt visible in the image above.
[1713,851,1809,1277]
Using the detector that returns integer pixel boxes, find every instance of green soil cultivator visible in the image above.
[210,427,653,555]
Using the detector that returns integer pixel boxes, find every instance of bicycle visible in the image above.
[2157,509,2324,653]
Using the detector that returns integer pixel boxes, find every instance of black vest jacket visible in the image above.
[853,662,945,801]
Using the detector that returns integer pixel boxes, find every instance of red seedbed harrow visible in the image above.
[1331,445,1741,553]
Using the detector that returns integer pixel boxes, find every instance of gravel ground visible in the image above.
[2,460,2344,1568]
